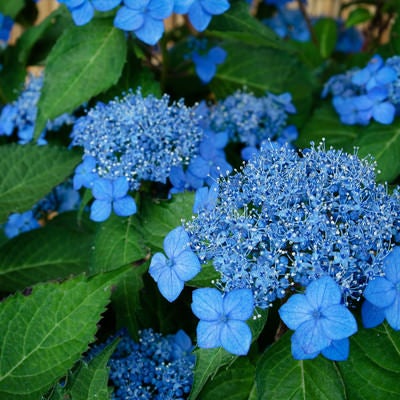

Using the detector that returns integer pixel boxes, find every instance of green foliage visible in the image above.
[0,144,81,223]
[346,8,372,28]
[0,0,25,18]
[0,267,128,399]
[314,18,338,59]
[0,212,95,292]
[34,18,127,139]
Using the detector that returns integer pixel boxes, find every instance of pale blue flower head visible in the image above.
[362,246,400,330]
[279,276,357,360]
[149,226,201,302]
[191,287,254,355]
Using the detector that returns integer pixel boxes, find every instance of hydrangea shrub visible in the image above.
[1,0,400,399]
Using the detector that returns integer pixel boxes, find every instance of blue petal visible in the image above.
[114,7,144,31]
[157,268,184,302]
[351,68,370,86]
[91,0,121,11]
[193,187,209,213]
[201,0,230,15]
[112,176,129,199]
[113,196,137,216]
[208,46,227,64]
[188,1,212,31]
[364,277,396,308]
[223,289,254,321]
[92,178,113,201]
[148,0,174,19]
[149,252,167,281]
[320,304,358,340]
[220,320,252,355]
[164,226,190,258]
[372,102,395,125]
[383,247,400,283]
[192,287,224,321]
[294,319,331,354]
[194,55,216,84]
[291,333,319,360]
[279,294,313,330]
[197,320,222,348]
[385,295,400,330]
[174,0,194,14]
[124,0,149,8]
[71,1,94,25]
[134,15,165,45]
[375,66,397,85]
[305,276,342,308]
[174,250,201,281]
[188,156,210,178]
[90,199,112,222]
[361,300,385,328]
[321,338,350,361]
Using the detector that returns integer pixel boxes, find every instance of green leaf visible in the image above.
[211,42,313,127]
[345,8,372,28]
[357,119,400,182]
[0,267,129,400]
[189,309,267,400]
[296,104,360,151]
[91,213,147,274]
[338,323,400,399]
[390,15,400,54]
[0,144,81,223]
[198,357,255,400]
[34,18,126,139]
[0,212,95,292]
[187,261,220,288]
[140,192,195,251]
[314,18,338,59]
[0,0,24,18]
[256,332,347,400]
[66,340,118,400]
[207,1,284,49]
[111,262,148,340]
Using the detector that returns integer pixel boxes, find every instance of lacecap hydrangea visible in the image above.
[70,88,203,193]
[87,328,195,400]
[185,142,400,309]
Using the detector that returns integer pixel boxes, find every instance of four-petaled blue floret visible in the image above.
[362,246,400,330]
[191,287,254,355]
[279,276,358,360]
[149,226,201,302]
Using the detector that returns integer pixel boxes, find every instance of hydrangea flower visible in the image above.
[73,156,99,190]
[70,89,203,192]
[200,89,297,150]
[323,54,400,125]
[90,177,136,222]
[114,0,174,45]
[4,211,41,239]
[193,183,218,214]
[362,246,400,330]
[88,328,195,400]
[58,0,121,26]
[0,74,75,144]
[191,46,227,84]
[185,0,230,32]
[149,226,201,302]
[279,276,357,360]
[191,287,254,355]
[0,12,13,47]
[185,143,400,308]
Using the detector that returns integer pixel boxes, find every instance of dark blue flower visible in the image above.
[149,226,201,302]
[90,176,137,222]
[114,0,174,45]
[191,46,226,83]
[362,246,400,330]
[279,276,357,359]
[191,287,254,355]
[4,211,40,239]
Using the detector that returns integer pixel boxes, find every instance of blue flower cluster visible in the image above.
[185,37,227,84]
[59,0,230,45]
[323,54,400,125]
[185,143,400,309]
[0,73,76,144]
[70,89,203,193]
[89,328,195,400]
[198,89,298,158]
[3,181,80,238]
